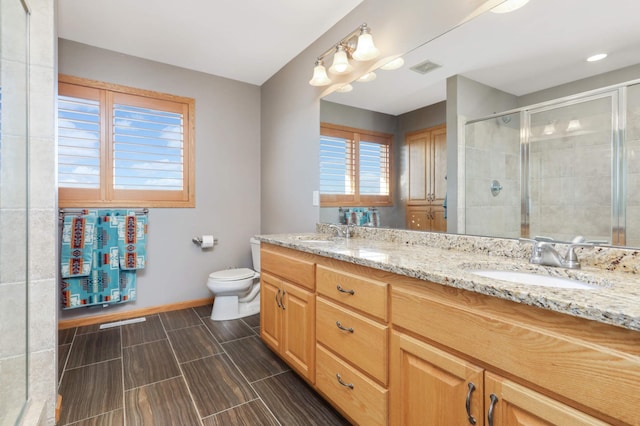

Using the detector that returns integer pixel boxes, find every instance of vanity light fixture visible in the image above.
[308,23,381,87]
[543,122,556,135]
[491,0,530,13]
[587,53,608,62]
[380,57,405,71]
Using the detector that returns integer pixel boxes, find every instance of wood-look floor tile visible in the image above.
[66,329,121,369]
[222,336,289,382]
[123,339,180,389]
[192,304,213,318]
[159,308,202,331]
[182,354,257,417]
[202,400,278,426]
[58,344,71,384]
[242,313,260,328]
[202,317,254,343]
[125,377,200,426]
[58,360,123,425]
[254,371,349,425]
[167,324,222,363]
[75,323,103,335]
[121,315,166,347]
[67,409,124,426]
[58,327,76,345]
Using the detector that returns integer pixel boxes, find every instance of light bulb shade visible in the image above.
[567,119,582,132]
[309,61,331,86]
[491,0,530,13]
[357,71,377,83]
[381,57,405,70]
[353,32,379,61]
[329,47,352,74]
[336,84,353,93]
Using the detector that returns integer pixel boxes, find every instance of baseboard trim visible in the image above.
[57,297,213,329]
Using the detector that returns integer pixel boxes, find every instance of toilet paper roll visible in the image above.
[201,235,215,248]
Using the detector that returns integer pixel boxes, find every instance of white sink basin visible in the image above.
[471,270,598,290]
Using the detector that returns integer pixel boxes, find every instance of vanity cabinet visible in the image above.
[260,245,316,382]
[391,279,640,425]
[314,262,390,425]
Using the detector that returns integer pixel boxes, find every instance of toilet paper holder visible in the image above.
[192,236,218,246]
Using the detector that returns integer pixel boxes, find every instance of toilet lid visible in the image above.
[209,268,255,281]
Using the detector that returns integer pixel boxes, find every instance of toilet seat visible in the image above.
[209,268,256,281]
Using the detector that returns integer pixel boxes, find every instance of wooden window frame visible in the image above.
[320,122,393,207]
[58,74,195,208]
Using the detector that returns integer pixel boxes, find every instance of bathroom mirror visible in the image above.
[320,0,640,248]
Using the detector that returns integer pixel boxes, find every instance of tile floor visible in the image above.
[57,305,349,425]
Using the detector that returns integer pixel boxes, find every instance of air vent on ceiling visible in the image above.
[410,60,441,75]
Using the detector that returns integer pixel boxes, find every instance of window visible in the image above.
[320,123,393,207]
[57,75,195,207]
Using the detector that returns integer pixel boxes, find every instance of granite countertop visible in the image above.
[257,230,640,332]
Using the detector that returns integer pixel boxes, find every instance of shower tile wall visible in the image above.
[626,83,640,247]
[0,0,29,423]
[464,113,521,238]
[528,97,612,243]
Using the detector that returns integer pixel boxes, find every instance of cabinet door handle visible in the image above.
[336,285,355,295]
[275,289,281,308]
[336,321,354,333]
[280,290,286,310]
[335,373,354,389]
[465,382,477,425]
[487,394,499,426]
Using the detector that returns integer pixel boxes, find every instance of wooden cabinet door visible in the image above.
[407,132,428,204]
[431,126,448,204]
[260,272,282,352]
[390,331,484,426]
[485,372,608,426]
[406,206,429,231]
[431,206,447,233]
[281,281,315,382]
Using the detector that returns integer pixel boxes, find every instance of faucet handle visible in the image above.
[563,242,595,269]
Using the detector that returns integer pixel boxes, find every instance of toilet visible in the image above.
[206,237,261,321]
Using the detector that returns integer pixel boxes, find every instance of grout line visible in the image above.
[63,356,122,372]
[63,408,123,426]
[119,325,127,426]
[163,310,205,426]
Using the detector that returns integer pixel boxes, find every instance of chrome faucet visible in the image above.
[328,224,354,239]
[520,236,594,269]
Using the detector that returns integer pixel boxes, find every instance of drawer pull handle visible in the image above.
[335,321,354,333]
[465,382,477,425]
[275,289,281,308]
[336,285,355,295]
[487,394,499,426]
[281,290,286,310]
[335,373,354,389]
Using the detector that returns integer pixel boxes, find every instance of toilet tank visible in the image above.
[250,237,261,272]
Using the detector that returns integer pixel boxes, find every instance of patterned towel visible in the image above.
[117,213,148,270]
[60,214,96,278]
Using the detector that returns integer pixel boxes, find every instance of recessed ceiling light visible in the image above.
[587,53,608,62]
[491,0,530,14]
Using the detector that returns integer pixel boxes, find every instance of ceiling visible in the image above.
[57,0,364,86]
[324,0,640,115]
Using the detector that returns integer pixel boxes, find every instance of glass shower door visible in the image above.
[525,94,615,243]
[0,0,29,424]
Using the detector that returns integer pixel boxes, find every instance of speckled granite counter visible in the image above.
[257,226,640,332]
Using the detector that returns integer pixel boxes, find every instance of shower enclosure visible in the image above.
[465,81,640,247]
[0,0,30,424]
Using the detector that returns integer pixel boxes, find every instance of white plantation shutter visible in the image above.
[112,103,184,191]
[359,139,390,196]
[320,134,355,195]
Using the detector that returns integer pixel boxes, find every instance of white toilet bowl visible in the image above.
[207,238,261,321]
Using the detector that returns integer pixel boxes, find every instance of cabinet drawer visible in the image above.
[316,344,388,426]
[261,246,315,290]
[316,297,388,385]
[317,264,388,321]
